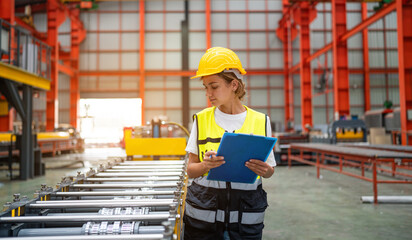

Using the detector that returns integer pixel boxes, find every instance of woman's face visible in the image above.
[202,75,236,106]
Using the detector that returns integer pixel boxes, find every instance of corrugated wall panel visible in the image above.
[99,53,119,70]
[33,91,46,129]
[121,1,139,11]
[33,13,47,32]
[270,89,284,107]
[58,73,71,124]
[79,76,97,89]
[98,76,120,90]
[121,76,139,89]
[80,53,97,70]
[59,18,71,48]
[122,53,139,70]
[313,108,327,125]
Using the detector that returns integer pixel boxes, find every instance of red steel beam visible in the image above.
[362,3,371,112]
[58,63,74,77]
[69,8,85,129]
[306,1,396,65]
[332,0,350,119]
[297,2,313,131]
[341,1,396,42]
[46,0,67,131]
[0,0,15,131]
[139,0,145,125]
[396,0,412,145]
[282,0,294,131]
[205,0,211,49]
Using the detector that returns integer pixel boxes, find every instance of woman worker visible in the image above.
[184,47,276,240]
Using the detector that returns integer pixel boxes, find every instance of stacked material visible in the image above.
[0,159,187,240]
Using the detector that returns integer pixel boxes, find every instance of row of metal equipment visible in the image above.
[0,158,188,239]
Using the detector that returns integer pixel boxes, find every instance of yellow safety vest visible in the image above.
[194,105,267,174]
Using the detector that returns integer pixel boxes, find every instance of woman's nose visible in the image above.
[205,89,211,97]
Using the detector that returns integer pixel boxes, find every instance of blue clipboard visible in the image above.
[206,132,277,184]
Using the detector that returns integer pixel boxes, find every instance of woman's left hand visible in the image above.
[245,159,274,178]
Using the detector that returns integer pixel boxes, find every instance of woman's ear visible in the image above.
[231,79,239,91]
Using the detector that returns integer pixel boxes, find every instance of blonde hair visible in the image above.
[217,72,246,101]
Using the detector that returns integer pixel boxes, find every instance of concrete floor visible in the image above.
[1,148,411,240]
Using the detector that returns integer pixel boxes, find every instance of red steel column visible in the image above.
[46,0,66,130]
[332,0,350,120]
[0,0,15,131]
[70,9,86,129]
[139,0,145,124]
[396,0,412,145]
[297,2,313,131]
[205,0,211,49]
[283,23,294,131]
[205,0,212,107]
[362,3,371,112]
[282,1,294,131]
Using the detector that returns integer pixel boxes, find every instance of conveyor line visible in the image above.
[0,158,187,239]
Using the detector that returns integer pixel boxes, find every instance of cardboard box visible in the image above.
[374,134,392,145]
[369,127,386,144]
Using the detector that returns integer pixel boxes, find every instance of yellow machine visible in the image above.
[123,118,189,160]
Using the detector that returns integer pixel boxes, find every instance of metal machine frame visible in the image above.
[0,158,188,239]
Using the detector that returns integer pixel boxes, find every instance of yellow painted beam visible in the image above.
[0,132,70,142]
[0,133,15,142]
[37,132,70,139]
[0,62,50,90]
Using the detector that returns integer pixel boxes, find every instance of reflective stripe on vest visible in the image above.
[186,203,265,225]
[193,176,262,190]
[185,203,216,223]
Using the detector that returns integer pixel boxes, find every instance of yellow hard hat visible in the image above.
[191,47,246,79]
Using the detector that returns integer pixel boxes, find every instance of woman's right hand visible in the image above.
[202,150,225,170]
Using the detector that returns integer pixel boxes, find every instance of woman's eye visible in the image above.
[211,86,218,90]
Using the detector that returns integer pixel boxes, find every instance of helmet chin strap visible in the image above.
[223,69,244,81]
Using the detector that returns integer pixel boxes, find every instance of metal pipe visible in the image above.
[0,214,171,223]
[138,226,165,234]
[95,172,182,177]
[121,160,184,165]
[47,213,99,216]
[104,169,183,172]
[35,199,174,204]
[112,165,183,169]
[71,183,177,188]
[361,196,412,204]
[47,211,169,217]
[54,191,177,196]
[0,234,164,240]
[30,201,174,209]
[18,228,83,237]
[85,177,180,182]
[17,226,165,237]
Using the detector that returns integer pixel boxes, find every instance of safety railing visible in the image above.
[0,18,51,80]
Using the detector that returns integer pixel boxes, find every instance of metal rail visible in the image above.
[85,177,180,182]
[71,183,178,188]
[288,143,412,204]
[0,235,165,240]
[54,190,178,197]
[0,214,172,223]
[1,157,187,239]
